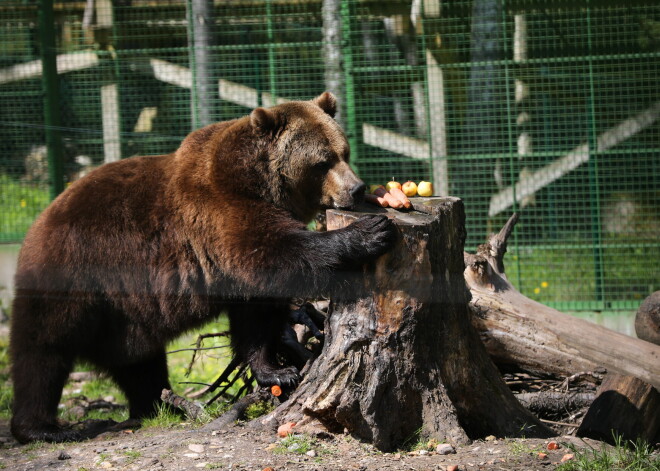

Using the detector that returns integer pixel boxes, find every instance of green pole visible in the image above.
[266,0,277,104]
[38,0,64,199]
[585,1,605,306]
[340,0,359,165]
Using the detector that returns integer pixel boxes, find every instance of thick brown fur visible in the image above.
[10,93,397,444]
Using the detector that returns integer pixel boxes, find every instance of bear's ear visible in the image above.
[313,91,337,118]
[250,107,280,134]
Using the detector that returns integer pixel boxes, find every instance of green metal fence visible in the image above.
[1,0,658,311]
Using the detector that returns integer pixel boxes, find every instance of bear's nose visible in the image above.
[350,182,367,203]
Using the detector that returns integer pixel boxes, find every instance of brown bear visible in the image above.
[10,92,397,444]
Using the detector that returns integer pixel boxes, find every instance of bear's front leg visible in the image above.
[227,301,301,388]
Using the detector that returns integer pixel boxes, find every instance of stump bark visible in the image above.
[265,197,551,451]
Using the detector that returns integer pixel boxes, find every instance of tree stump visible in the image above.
[264,197,551,451]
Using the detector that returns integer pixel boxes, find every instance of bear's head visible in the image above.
[250,92,366,223]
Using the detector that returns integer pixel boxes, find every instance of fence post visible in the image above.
[38,0,64,199]
[340,0,359,166]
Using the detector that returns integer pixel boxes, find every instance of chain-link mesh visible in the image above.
[1,0,658,311]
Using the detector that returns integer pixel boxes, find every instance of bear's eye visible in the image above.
[314,161,331,172]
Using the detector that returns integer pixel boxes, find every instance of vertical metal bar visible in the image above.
[340,0,359,165]
[585,1,605,306]
[500,0,522,288]
[190,0,215,127]
[266,0,277,105]
[186,0,199,130]
[38,0,64,199]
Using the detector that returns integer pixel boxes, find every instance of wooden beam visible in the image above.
[488,101,660,217]
[0,52,99,85]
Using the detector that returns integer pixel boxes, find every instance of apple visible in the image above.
[385,181,402,191]
[369,184,385,194]
[401,181,417,197]
[417,181,433,197]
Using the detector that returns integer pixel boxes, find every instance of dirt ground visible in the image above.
[0,417,608,471]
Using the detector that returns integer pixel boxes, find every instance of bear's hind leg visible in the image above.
[106,351,171,421]
[10,349,79,444]
[228,302,300,388]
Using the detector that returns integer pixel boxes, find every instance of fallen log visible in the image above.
[465,214,660,390]
[576,373,659,444]
[635,291,660,346]
[257,198,551,451]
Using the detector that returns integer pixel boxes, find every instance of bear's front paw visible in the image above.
[253,365,301,389]
[351,214,398,258]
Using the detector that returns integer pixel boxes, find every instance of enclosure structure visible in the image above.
[0,0,658,313]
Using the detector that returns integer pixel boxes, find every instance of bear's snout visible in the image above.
[349,182,366,204]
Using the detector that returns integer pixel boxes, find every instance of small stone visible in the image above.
[485,435,496,441]
[393,453,402,459]
[57,451,71,460]
[436,444,456,455]
[561,453,575,462]
[100,462,113,469]
[306,450,317,458]
[103,396,115,403]
[265,443,278,451]
[188,444,205,453]
[447,465,459,471]
[95,448,107,454]
[183,453,201,459]
[195,464,208,468]
[418,449,429,456]
[537,452,548,460]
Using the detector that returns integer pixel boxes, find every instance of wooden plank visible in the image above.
[101,83,121,163]
[0,52,99,85]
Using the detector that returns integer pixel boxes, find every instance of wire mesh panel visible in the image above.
[0,0,658,311]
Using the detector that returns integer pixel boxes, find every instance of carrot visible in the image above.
[388,186,412,209]
[374,187,403,208]
[365,193,389,208]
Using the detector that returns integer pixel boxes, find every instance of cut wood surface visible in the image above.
[260,197,550,451]
[577,373,659,444]
[465,214,660,390]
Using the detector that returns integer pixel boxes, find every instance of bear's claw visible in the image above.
[254,366,301,389]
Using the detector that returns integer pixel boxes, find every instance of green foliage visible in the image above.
[0,337,12,419]
[0,174,50,241]
[557,436,660,471]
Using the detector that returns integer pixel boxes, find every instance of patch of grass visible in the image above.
[204,463,224,469]
[506,439,544,457]
[141,402,183,429]
[274,434,315,455]
[123,449,142,464]
[244,400,274,420]
[557,436,659,471]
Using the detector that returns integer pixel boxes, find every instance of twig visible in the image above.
[161,389,210,422]
[539,418,579,428]
[167,345,229,354]
[202,389,273,431]
[185,332,231,376]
